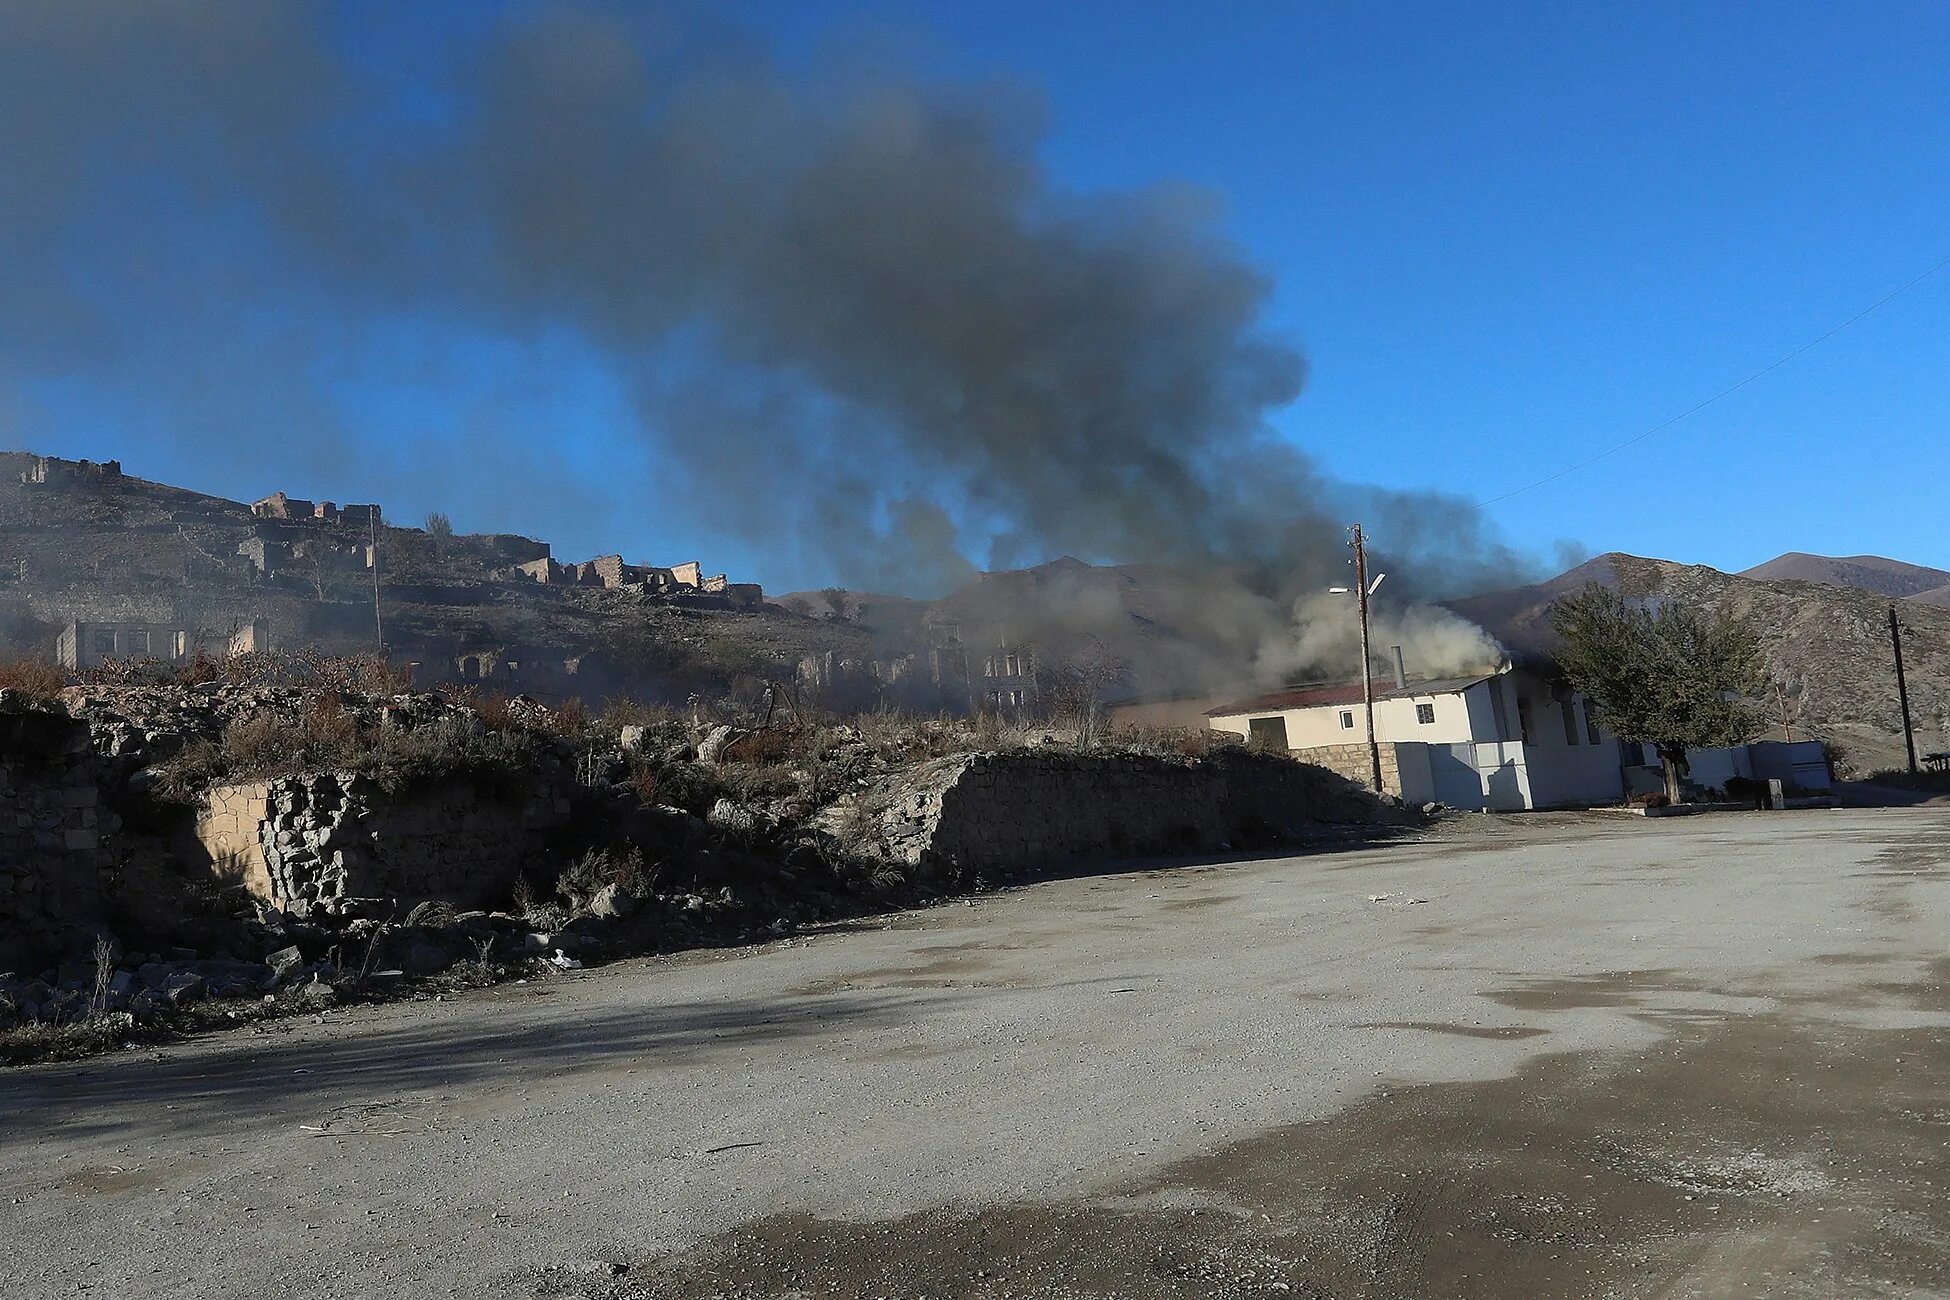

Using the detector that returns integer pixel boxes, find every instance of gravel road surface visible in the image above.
[3,808,1946,1298]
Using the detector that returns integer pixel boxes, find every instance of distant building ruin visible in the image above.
[20,456,122,488]
[251,492,381,527]
[919,622,1040,713]
[57,619,271,672]
[250,492,313,520]
[513,552,762,606]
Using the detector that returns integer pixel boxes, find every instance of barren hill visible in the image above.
[1450,553,1950,775]
[1739,552,1950,599]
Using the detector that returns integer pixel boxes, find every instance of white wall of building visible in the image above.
[1208,682,1494,750]
[1210,668,1629,810]
[1502,674,1631,807]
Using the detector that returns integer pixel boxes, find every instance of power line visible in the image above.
[1476,251,1950,508]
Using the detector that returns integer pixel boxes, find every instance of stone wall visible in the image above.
[0,701,104,970]
[846,747,1398,884]
[1290,742,1402,797]
[196,771,572,913]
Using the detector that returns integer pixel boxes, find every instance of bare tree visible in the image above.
[1036,638,1130,748]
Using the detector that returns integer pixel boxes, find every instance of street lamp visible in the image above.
[1330,524,1387,793]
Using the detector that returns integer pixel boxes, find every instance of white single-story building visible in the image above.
[1205,666,1627,811]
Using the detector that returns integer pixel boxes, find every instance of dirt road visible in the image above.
[4,809,1947,1299]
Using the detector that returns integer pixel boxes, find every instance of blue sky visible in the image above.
[8,1,1949,589]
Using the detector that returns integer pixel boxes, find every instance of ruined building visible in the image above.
[19,456,122,488]
[251,492,381,527]
[57,619,271,672]
[513,553,763,607]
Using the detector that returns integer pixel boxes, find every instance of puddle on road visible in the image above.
[1352,1021,1549,1041]
[1484,968,1713,1011]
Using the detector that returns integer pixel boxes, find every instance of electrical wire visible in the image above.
[1476,251,1950,508]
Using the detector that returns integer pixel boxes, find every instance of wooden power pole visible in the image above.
[1351,524,1383,793]
[370,510,385,654]
[1890,605,1918,774]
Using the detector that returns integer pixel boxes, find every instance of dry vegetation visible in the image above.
[0,656,69,702]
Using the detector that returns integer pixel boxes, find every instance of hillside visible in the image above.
[1739,552,1950,599]
[1450,553,1950,775]
[0,452,873,701]
[7,451,1945,768]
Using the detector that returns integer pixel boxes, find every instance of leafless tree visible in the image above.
[1036,637,1130,748]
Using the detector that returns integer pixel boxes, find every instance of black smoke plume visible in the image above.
[0,2,1546,682]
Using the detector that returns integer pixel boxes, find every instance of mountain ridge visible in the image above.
[1738,551,1950,597]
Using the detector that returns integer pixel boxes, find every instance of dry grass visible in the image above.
[158,692,546,800]
[0,1015,139,1067]
[79,649,413,692]
[0,656,70,701]
[555,846,655,912]
[1113,724,1242,759]
[601,696,690,730]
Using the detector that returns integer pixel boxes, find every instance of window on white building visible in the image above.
[1583,699,1602,744]
[1415,703,1435,725]
[1561,699,1579,745]
[93,630,117,655]
[1247,716,1290,750]
[126,630,149,655]
[1338,709,1355,730]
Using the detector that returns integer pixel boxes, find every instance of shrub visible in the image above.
[551,697,591,736]
[722,726,811,766]
[555,846,650,911]
[156,692,550,801]
[221,712,299,771]
[1627,790,1671,809]
[600,696,687,730]
[0,656,69,702]
[1091,725,1239,760]
[722,760,803,804]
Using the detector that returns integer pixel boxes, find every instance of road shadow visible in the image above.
[1837,780,1950,808]
[0,987,960,1147]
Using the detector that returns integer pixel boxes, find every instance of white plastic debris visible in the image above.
[548,949,583,970]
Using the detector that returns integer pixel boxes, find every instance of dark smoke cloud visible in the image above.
[0,1,1551,680]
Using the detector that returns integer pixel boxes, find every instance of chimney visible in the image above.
[1391,645,1408,690]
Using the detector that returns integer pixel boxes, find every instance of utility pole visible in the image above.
[1890,605,1917,774]
[1351,523,1383,794]
[370,509,385,654]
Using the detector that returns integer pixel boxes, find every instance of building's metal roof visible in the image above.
[1205,673,1496,717]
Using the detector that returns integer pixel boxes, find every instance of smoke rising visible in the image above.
[1265,593,1507,685]
[0,2,1541,684]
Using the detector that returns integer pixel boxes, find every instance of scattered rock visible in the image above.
[708,798,766,836]
[697,725,738,766]
[265,945,307,984]
[163,973,208,1006]
[585,883,636,921]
